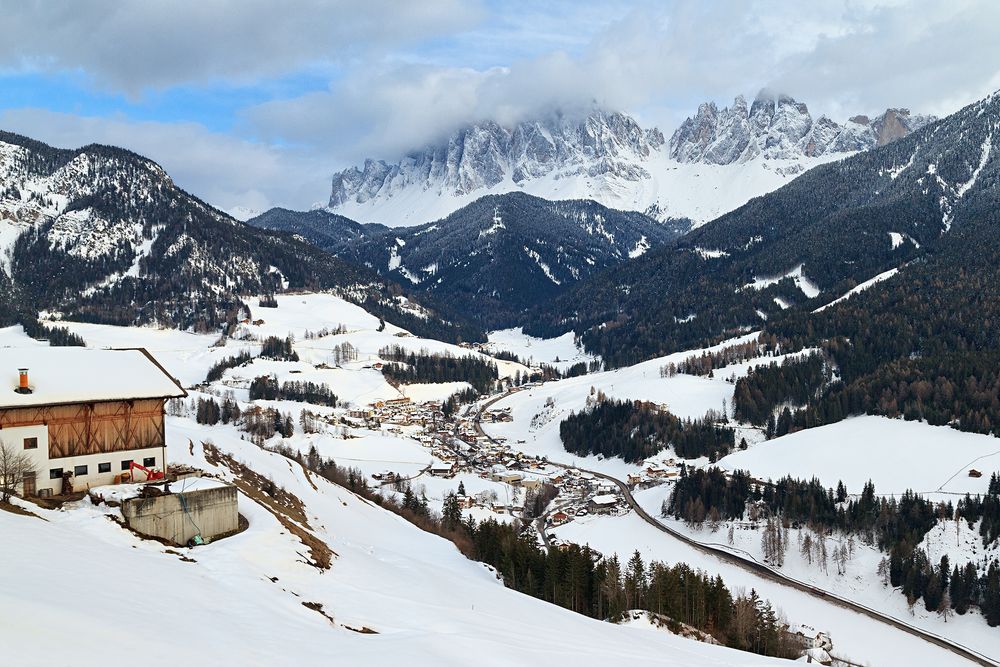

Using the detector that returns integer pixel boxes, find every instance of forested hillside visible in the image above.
[0,131,480,342]
[530,91,999,368]
[296,191,687,328]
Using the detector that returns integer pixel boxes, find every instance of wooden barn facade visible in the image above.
[1,348,186,496]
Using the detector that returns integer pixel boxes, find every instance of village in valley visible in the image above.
[6,5,1000,666]
[3,291,999,666]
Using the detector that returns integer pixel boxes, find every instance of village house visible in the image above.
[429,462,455,477]
[385,397,412,408]
[2,348,186,497]
[588,494,618,514]
[348,407,374,420]
[550,510,571,525]
[492,470,523,485]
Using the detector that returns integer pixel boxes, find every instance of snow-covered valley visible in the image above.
[3,293,998,666]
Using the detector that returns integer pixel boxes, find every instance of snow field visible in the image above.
[716,416,1000,496]
[1,413,788,666]
[485,327,599,371]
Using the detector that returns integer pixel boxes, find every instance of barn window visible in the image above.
[74,465,88,476]
[121,460,133,471]
[143,457,156,467]
[98,462,111,473]
[23,437,37,450]
[49,468,63,480]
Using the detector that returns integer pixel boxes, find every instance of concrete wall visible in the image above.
[3,424,164,495]
[122,485,238,546]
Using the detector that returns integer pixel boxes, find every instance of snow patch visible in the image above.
[814,268,899,313]
[744,264,820,299]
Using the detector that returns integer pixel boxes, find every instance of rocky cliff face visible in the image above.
[327,95,933,226]
[668,91,935,164]
[329,109,663,209]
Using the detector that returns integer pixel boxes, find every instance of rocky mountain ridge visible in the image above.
[0,131,477,341]
[668,91,935,165]
[327,94,932,226]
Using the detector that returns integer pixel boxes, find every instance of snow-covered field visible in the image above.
[46,293,528,398]
[1,417,785,666]
[716,416,1000,496]
[485,327,598,371]
[39,319,255,387]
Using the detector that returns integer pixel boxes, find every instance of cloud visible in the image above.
[0,0,483,94]
[766,0,1000,119]
[246,0,1000,166]
[1,0,997,212]
[0,108,333,213]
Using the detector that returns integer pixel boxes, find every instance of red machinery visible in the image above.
[125,461,165,482]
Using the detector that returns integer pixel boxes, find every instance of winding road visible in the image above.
[473,390,999,667]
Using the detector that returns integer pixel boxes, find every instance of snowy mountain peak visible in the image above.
[326,96,936,227]
[327,108,663,221]
[669,91,935,165]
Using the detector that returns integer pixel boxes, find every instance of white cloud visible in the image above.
[0,0,483,94]
[246,0,1000,167]
[1,0,997,212]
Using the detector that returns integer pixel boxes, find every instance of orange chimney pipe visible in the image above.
[18,368,28,390]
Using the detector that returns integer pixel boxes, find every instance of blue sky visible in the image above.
[0,0,996,213]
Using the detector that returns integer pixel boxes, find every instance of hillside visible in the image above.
[0,297,801,667]
[0,419,783,667]
[0,131,478,342]
[529,90,998,367]
[292,191,686,329]
[247,207,390,253]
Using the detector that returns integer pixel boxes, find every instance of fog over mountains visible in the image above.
[326,91,933,227]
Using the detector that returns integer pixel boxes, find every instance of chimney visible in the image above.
[16,368,31,394]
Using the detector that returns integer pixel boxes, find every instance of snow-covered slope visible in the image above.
[327,95,930,227]
[2,295,799,667]
[0,131,418,334]
[0,423,784,667]
[336,192,684,328]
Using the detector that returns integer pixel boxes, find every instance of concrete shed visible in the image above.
[122,479,238,546]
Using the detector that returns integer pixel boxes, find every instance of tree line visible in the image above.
[732,353,828,428]
[248,375,340,407]
[668,467,1000,623]
[560,398,734,462]
[379,345,499,393]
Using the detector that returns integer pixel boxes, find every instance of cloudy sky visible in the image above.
[1,0,997,213]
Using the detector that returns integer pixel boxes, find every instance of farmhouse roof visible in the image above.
[0,347,186,409]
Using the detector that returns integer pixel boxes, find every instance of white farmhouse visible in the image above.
[1,348,186,497]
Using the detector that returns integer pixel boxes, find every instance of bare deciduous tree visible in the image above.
[0,442,36,503]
